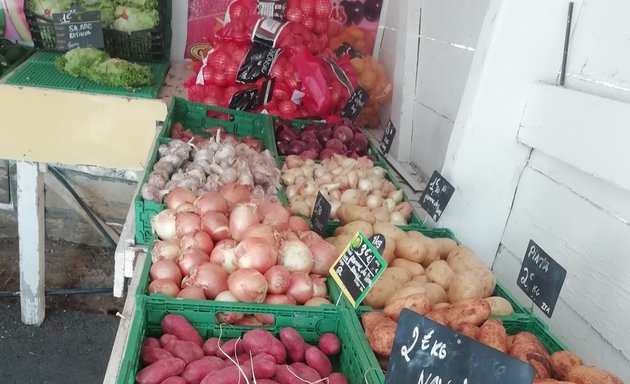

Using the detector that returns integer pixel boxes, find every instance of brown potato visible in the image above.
[367,320,397,357]
[334,221,373,237]
[425,260,455,290]
[372,222,406,242]
[413,275,429,283]
[435,237,457,258]
[549,351,582,380]
[478,268,497,298]
[424,310,448,327]
[381,267,413,285]
[330,233,355,255]
[566,365,623,384]
[381,238,396,264]
[420,238,442,267]
[478,319,507,353]
[386,285,428,306]
[509,332,551,380]
[363,277,402,309]
[432,302,451,311]
[447,299,492,330]
[420,282,448,306]
[391,258,425,276]
[485,296,514,316]
[337,204,375,225]
[447,272,485,303]
[384,292,432,321]
[361,311,390,333]
[395,233,428,263]
[459,323,480,340]
[446,246,485,272]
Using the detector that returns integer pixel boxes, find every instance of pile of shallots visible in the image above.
[281,155,414,225]
[148,185,339,321]
[141,131,280,204]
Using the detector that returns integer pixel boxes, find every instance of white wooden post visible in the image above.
[17,161,46,325]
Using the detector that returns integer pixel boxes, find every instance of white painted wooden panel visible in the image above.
[564,0,630,102]
[376,0,421,163]
[411,103,454,176]
[529,151,630,223]
[420,0,489,48]
[492,246,630,380]
[416,38,476,122]
[498,166,630,366]
[518,83,630,191]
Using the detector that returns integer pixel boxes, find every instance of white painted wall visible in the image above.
[437,0,630,379]
[410,0,488,175]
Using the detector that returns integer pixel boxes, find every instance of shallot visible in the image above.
[177,249,211,276]
[194,192,228,215]
[201,212,231,241]
[175,212,202,237]
[215,291,244,324]
[180,231,214,255]
[229,204,259,241]
[152,239,181,262]
[227,268,268,303]
[150,259,182,284]
[278,240,314,273]
[151,209,177,240]
[210,239,239,274]
[286,272,314,304]
[186,263,229,299]
[165,187,197,210]
[264,265,291,294]
[177,286,206,300]
[148,279,180,297]
[234,237,278,273]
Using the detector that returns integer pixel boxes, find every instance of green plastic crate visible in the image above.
[134,98,277,245]
[117,297,382,384]
[502,315,568,354]
[5,51,169,99]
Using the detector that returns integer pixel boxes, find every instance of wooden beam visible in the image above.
[17,161,46,325]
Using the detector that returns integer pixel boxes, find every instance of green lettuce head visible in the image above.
[112,6,158,33]
[29,0,75,18]
[55,47,109,77]
[86,58,152,88]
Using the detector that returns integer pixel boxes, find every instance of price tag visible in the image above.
[256,0,288,20]
[368,234,386,255]
[419,171,454,222]
[517,240,567,318]
[385,309,535,384]
[340,87,370,121]
[52,7,104,51]
[334,42,362,59]
[228,88,261,111]
[380,120,396,156]
[329,232,387,308]
[310,192,331,237]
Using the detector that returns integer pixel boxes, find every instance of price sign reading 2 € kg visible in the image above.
[517,240,567,318]
[419,170,455,222]
[329,232,387,308]
[385,309,535,384]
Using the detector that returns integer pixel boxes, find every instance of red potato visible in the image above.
[141,347,174,365]
[200,364,252,384]
[274,363,321,384]
[243,329,287,363]
[181,356,224,384]
[255,381,280,384]
[279,327,307,363]
[160,334,178,347]
[202,338,222,356]
[160,377,186,384]
[163,340,204,364]
[318,333,341,356]
[161,315,203,347]
[291,362,322,381]
[136,358,186,384]
[249,356,278,379]
[304,346,333,377]
[218,338,247,358]
[327,373,349,384]
[144,337,161,349]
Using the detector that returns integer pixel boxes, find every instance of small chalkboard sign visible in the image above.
[380,120,396,156]
[329,232,387,307]
[52,7,104,50]
[419,171,454,222]
[385,309,535,384]
[340,87,369,121]
[517,240,567,318]
[310,192,331,237]
[368,234,386,255]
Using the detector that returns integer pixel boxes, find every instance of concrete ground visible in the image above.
[0,238,124,384]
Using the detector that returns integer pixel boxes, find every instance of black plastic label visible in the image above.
[385,309,535,384]
[52,7,104,50]
[368,234,386,255]
[340,86,369,121]
[419,171,455,222]
[517,240,567,318]
[228,88,261,111]
[236,43,281,84]
[252,18,287,47]
[256,0,288,20]
[311,192,331,237]
[323,57,354,97]
[380,119,396,155]
[334,42,362,59]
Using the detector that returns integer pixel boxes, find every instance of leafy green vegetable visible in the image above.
[55,47,109,77]
[29,0,75,18]
[79,0,116,27]
[56,47,152,89]
[112,6,159,33]
[115,0,158,10]
[86,58,152,88]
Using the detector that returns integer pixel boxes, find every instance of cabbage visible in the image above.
[112,6,159,33]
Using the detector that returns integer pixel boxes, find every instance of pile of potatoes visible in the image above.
[326,221,512,315]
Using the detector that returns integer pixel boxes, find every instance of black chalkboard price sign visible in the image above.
[329,231,386,307]
[52,8,104,51]
[380,119,396,156]
[340,87,370,121]
[517,240,567,318]
[419,170,455,222]
[310,192,331,237]
[385,309,535,384]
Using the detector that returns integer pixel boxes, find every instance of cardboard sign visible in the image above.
[385,309,535,384]
[340,86,370,121]
[517,240,567,318]
[380,119,396,156]
[329,232,386,307]
[52,8,104,50]
[310,191,331,237]
[419,170,454,222]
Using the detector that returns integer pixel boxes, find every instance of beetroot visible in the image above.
[325,138,346,153]
[288,140,307,155]
[332,125,353,144]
